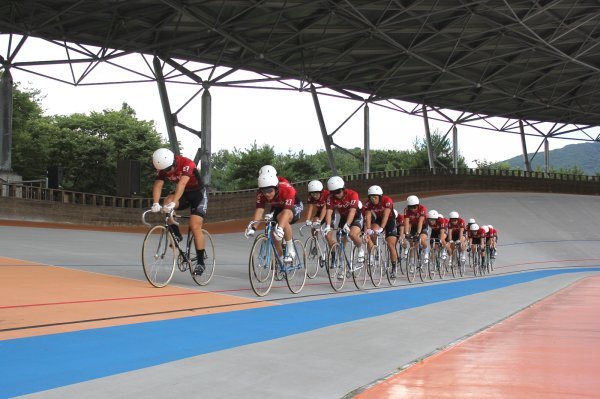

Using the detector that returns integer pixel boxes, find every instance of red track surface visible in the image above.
[356,276,600,399]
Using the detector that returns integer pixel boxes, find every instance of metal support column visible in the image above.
[452,124,458,173]
[363,103,370,175]
[544,137,550,175]
[198,87,211,187]
[422,104,436,174]
[153,56,180,156]
[310,84,337,175]
[0,66,13,171]
[519,120,532,172]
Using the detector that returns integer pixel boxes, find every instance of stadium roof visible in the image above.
[1,0,600,128]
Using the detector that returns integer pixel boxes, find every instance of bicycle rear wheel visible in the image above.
[406,246,418,283]
[369,246,383,287]
[352,246,368,289]
[327,243,346,292]
[142,226,176,288]
[188,229,216,286]
[284,239,307,294]
[249,235,275,297]
[438,250,447,279]
[304,236,320,279]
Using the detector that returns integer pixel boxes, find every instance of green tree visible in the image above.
[227,142,276,190]
[412,131,467,169]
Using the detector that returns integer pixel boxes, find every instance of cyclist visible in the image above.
[151,148,207,276]
[467,223,487,265]
[322,176,365,262]
[363,185,399,276]
[402,195,430,264]
[304,180,329,228]
[245,173,303,263]
[488,224,498,258]
[446,211,467,264]
[426,210,448,260]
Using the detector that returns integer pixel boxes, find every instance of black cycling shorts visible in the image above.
[177,187,208,218]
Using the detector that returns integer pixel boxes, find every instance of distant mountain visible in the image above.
[499,142,600,175]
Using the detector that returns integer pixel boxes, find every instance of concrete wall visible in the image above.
[1,172,598,227]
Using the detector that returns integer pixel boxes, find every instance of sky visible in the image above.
[2,35,585,168]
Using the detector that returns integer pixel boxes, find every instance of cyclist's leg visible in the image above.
[276,208,296,260]
[420,225,431,261]
[440,229,448,259]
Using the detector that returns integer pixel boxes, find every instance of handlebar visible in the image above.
[142,208,180,227]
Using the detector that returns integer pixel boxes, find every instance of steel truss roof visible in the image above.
[1,0,600,143]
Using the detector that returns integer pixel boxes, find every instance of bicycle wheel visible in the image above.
[406,246,418,283]
[427,247,437,280]
[449,249,458,278]
[249,235,275,297]
[395,240,405,277]
[327,242,346,292]
[284,239,307,294]
[472,251,481,277]
[438,249,447,279]
[351,245,368,289]
[142,226,176,288]
[489,250,495,272]
[369,245,383,287]
[304,236,320,279]
[189,229,216,286]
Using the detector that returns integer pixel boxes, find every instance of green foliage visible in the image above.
[474,159,513,170]
[11,85,164,195]
[501,142,599,175]
[412,131,468,169]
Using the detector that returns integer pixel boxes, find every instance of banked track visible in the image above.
[0,192,599,399]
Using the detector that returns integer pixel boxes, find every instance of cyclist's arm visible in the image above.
[317,205,327,222]
[380,208,391,228]
[364,210,372,230]
[416,215,424,234]
[171,175,190,204]
[305,204,315,221]
[152,179,165,203]
[252,207,265,221]
[325,208,334,226]
[346,207,356,226]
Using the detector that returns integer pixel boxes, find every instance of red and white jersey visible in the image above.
[326,188,360,217]
[428,216,448,232]
[256,179,297,210]
[488,227,498,237]
[404,204,427,225]
[364,195,394,220]
[447,217,466,234]
[277,176,289,184]
[156,155,201,191]
[468,227,487,240]
[395,212,405,228]
[307,189,330,211]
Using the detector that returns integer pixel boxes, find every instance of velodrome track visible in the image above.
[1,192,599,398]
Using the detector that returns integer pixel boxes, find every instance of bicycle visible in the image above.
[429,238,447,279]
[141,209,216,288]
[326,228,368,291]
[300,223,328,279]
[247,218,307,297]
[403,234,426,283]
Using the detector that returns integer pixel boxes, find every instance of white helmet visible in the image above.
[438,214,444,219]
[468,218,476,224]
[367,185,383,196]
[449,211,459,219]
[258,173,278,188]
[307,180,323,193]
[427,210,439,219]
[259,165,276,176]
[327,176,345,191]
[407,195,419,206]
[152,148,175,170]
[470,223,480,231]
[483,225,490,233]
[488,224,494,229]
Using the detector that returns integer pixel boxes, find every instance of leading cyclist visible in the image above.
[150,148,207,276]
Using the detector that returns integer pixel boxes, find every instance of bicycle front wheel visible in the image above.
[352,246,368,289]
[142,226,176,288]
[406,246,418,283]
[327,243,346,292]
[369,246,383,287]
[285,239,307,294]
[249,235,275,297]
[189,229,216,286]
[304,236,321,279]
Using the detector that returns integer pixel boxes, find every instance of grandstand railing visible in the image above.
[1,168,598,208]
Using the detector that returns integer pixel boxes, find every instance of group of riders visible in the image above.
[150,148,498,278]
